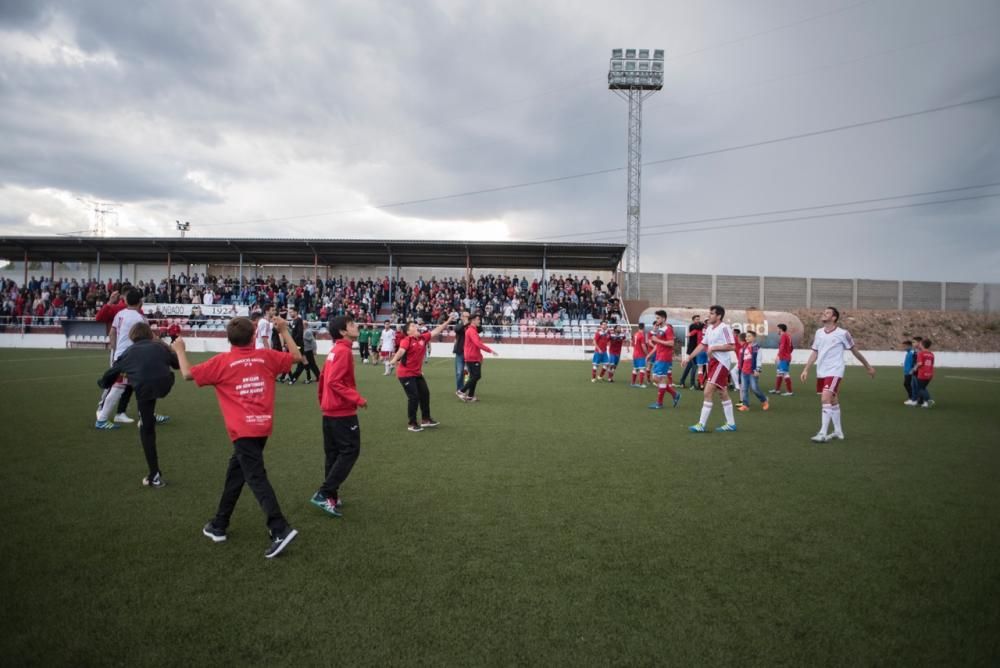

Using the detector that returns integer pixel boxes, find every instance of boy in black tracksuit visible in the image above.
[98,322,179,487]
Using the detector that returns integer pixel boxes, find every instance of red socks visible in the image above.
[785,377,793,392]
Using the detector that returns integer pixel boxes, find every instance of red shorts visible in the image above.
[707,358,730,389]
[380,351,391,360]
[818,376,843,395]
[816,377,824,393]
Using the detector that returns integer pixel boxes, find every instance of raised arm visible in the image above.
[172,337,195,380]
[273,317,303,363]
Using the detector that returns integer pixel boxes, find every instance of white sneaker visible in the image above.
[768,389,778,394]
[781,392,794,397]
[114,413,135,424]
[829,432,845,440]
[903,400,917,406]
[921,402,932,409]
[591,378,597,383]
[810,432,829,443]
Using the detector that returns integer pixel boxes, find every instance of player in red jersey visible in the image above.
[591,320,611,382]
[606,325,626,382]
[647,310,681,410]
[631,323,648,387]
[770,323,795,396]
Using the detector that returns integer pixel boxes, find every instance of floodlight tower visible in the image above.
[176,220,191,238]
[608,48,664,301]
[77,198,118,237]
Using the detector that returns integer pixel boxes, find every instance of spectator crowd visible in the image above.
[1,272,621,328]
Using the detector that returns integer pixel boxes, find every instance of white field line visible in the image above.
[944,375,1000,384]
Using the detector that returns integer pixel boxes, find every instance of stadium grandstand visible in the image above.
[0,236,632,348]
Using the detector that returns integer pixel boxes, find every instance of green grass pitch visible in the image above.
[1,348,998,665]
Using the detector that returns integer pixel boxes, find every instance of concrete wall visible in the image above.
[716,275,760,309]
[763,276,808,310]
[665,273,712,307]
[902,281,942,310]
[857,280,898,310]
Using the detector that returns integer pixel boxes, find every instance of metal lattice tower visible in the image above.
[609,48,663,301]
[77,198,118,237]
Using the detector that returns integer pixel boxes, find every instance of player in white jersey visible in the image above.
[800,306,875,442]
[379,321,397,375]
[96,288,148,427]
[254,306,275,350]
[683,305,738,433]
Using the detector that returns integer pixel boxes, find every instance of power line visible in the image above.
[197,93,1000,229]
[528,181,1000,241]
[556,192,1000,244]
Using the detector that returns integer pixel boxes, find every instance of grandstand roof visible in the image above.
[0,236,625,271]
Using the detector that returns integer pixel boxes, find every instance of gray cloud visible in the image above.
[0,0,998,281]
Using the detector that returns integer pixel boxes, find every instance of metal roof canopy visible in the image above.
[0,236,625,272]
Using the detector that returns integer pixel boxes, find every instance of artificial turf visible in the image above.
[0,348,998,665]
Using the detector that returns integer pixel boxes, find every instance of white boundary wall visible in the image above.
[2,333,1000,368]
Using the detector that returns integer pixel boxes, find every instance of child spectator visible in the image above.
[914,339,935,408]
[737,331,769,411]
[901,339,917,405]
[311,315,368,517]
[173,316,303,559]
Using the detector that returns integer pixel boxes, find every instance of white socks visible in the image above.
[830,404,842,434]
[98,384,126,422]
[722,400,735,425]
[699,401,713,426]
[821,403,833,434]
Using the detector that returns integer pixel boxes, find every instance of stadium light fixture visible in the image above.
[608,47,664,301]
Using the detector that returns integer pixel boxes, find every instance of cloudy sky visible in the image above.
[1,0,998,281]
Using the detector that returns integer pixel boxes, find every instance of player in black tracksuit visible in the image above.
[98,322,179,487]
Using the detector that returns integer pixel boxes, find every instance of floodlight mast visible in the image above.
[609,48,663,301]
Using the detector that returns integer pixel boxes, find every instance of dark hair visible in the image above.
[469,313,482,323]
[902,339,912,345]
[329,315,353,340]
[226,317,255,346]
[913,335,923,341]
[125,288,142,306]
[922,339,933,348]
[637,323,645,330]
[777,323,787,332]
[827,306,840,322]
[655,309,668,319]
[692,315,700,321]
[251,312,261,322]
[129,321,154,342]
[733,327,741,333]
[738,332,747,341]
[709,305,725,318]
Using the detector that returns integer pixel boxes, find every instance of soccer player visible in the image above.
[379,320,397,375]
[285,307,305,384]
[631,322,648,387]
[591,320,611,382]
[770,323,794,396]
[254,306,274,350]
[731,327,743,394]
[358,324,371,364]
[459,313,499,402]
[799,306,875,442]
[913,339,935,408]
[685,305,737,432]
[311,314,367,517]
[390,315,456,432]
[175,316,302,559]
[97,322,179,487]
[908,336,924,403]
[737,330,769,412]
[96,288,148,428]
[647,310,681,410]
[694,323,708,390]
[606,325,626,382]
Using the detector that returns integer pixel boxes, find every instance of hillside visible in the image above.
[793,310,1000,352]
